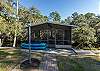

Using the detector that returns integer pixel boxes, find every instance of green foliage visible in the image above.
[19,6,48,25]
[49,11,61,22]
[0,16,7,33]
[61,16,72,24]
[71,12,78,19]
[0,0,13,13]
[73,25,96,48]
[71,12,98,48]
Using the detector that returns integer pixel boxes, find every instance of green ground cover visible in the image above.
[57,55,100,71]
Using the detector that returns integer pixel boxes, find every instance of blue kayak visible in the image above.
[20,43,47,50]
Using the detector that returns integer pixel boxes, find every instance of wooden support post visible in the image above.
[55,29,56,48]
[47,30,49,46]
[28,22,31,64]
[62,30,64,48]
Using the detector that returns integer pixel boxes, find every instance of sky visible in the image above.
[19,0,100,19]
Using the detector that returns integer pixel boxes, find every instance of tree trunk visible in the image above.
[13,30,17,47]
[0,38,2,47]
[13,37,16,47]
[13,0,18,47]
[0,32,2,47]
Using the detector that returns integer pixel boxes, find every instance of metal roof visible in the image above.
[30,21,76,27]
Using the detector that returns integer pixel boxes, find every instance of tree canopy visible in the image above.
[0,1,100,48]
[71,12,99,48]
[49,11,61,22]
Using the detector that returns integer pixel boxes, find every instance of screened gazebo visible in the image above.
[27,22,74,48]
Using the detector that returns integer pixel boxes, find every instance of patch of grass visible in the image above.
[0,51,10,58]
[0,60,16,71]
[57,56,84,71]
[57,55,100,71]
[0,48,44,71]
[0,48,27,71]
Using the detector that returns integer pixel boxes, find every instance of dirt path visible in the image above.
[39,53,58,71]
